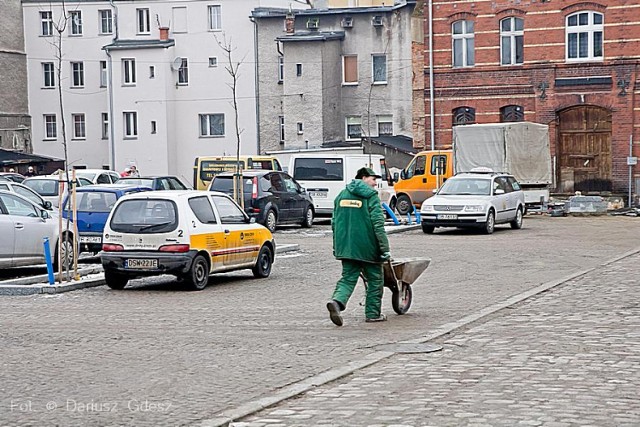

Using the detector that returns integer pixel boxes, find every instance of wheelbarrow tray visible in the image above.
[383,257,431,287]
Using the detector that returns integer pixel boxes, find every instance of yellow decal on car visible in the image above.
[339,200,362,208]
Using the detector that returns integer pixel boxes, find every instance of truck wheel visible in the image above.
[422,223,435,234]
[510,207,523,229]
[104,270,129,290]
[484,210,495,234]
[396,195,412,215]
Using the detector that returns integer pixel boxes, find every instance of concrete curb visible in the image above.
[385,224,421,234]
[195,246,640,427]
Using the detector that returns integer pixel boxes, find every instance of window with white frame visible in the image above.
[208,5,222,31]
[372,54,387,83]
[346,116,362,140]
[566,11,603,61]
[342,55,358,84]
[500,17,523,65]
[178,58,189,85]
[296,64,303,77]
[199,113,225,137]
[377,115,393,136]
[122,59,136,85]
[123,112,138,138]
[101,113,109,139]
[43,62,55,88]
[41,11,53,36]
[99,10,113,34]
[44,114,57,139]
[137,8,150,34]
[71,62,84,87]
[70,11,83,35]
[297,122,303,134]
[100,61,107,87]
[452,20,475,67]
[72,113,86,139]
[279,116,285,143]
[278,56,284,82]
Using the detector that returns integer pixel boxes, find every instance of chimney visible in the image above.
[159,27,170,40]
[285,12,295,34]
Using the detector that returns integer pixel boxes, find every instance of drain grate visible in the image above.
[375,343,443,354]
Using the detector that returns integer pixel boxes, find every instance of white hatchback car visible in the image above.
[420,170,525,234]
[101,190,276,290]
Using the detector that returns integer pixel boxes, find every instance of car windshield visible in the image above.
[74,171,96,181]
[110,199,178,233]
[438,177,491,196]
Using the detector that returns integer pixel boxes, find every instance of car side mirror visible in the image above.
[399,171,405,180]
[494,189,505,195]
[43,200,53,210]
[40,210,51,220]
[249,217,256,224]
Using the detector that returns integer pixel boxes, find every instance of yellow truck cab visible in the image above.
[393,150,453,215]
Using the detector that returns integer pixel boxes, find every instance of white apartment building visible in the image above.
[23,0,304,181]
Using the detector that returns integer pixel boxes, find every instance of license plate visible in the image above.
[309,191,328,198]
[79,236,102,243]
[125,258,158,269]
[437,214,458,220]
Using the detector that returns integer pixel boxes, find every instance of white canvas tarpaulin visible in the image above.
[453,122,552,185]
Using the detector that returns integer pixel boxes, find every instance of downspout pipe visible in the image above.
[251,16,261,154]
[428,0,435,150]
[106,0,119,169]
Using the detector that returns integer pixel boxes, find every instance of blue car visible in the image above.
[63,184,151,253]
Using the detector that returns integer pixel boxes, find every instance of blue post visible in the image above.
[406,213,412,225]
[381,202,400,225]
[412,206,422,224]
[43,237,55,285]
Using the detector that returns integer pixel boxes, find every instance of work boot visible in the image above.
[365,314,387,323]
[326,300,343,327]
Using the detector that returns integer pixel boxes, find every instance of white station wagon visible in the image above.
[101,190,276,290]
[420,169,525,234]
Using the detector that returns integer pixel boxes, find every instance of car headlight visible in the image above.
[464,205,485,212]
[421,204,434,212]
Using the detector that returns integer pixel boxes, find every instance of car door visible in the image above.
[0,196,16,267]
[0,192,53,263]
[186,195,224,271]
[507,176,523,214]
[492,177,510,223]
[403,154,428,205]
[282,173,305,223]
[267,172,287,220]
[210,194,255,266]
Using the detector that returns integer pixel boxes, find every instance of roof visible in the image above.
[252,1,415,19]
[214,170,275,178]
[0,149,62,165]
[276,31,345,42]
[103,39,175,51]
[368,135,416,155]
[75,184,152,192]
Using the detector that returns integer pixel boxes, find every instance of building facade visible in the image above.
[0,0,30,155]
[22,0,303,180]
[253,1,416,153]
[415,0,640,194]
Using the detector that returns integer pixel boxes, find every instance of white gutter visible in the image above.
[428,0,435,150]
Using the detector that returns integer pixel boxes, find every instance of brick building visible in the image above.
[414,0,640,194]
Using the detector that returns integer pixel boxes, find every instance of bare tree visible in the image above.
[214,34,247,207]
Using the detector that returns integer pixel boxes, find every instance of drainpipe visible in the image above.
[251,16,261,154]
[106,0,119,169]
[428,0,435,150]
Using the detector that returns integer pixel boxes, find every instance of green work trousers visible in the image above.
[332,259,384,319]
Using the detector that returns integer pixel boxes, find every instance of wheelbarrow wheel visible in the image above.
[392,282,413,315]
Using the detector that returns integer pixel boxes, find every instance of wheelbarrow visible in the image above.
[361,257,431,315]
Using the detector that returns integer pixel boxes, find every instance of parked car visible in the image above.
[101,190,275,290]
[419,169,525,234]
[23,175,92,208]
[117,176,190,191]
[65,169,121,185]
[62,184,152,254]
[0,181,53,210]
[0,190,75,269]
[208,170,314,232]
[0,172,26,183]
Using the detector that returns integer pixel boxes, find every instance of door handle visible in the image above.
[224,229,230,234]
[15,223,24,230]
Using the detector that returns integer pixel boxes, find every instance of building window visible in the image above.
[71,62,84,87]
[123,112,138,138]
[137,8,150,34]
[297,122,304,135]
[342,55,358,84]
[151,121,157,134]
[372,54,387,83]
[199,114,225,137]
[452,107,475,125]
[452,20,475,67]
[43,62,55,88]
[500,17,523,65]
[566,11,603,61]
[70,11,83,35]
[72,113,86,139]
[346,116,362,140]
[209,57,218,67]
[208,5,222,31]
[101,113,109,139]
[41,11,53,36]
[178,58,189,85]
[149,66,155,78]
[377,115,393,136]
[99,10,113,34]
[44,114,57,139]
[296,63,303,77]
[279,116,285,143]
[278,56,284,82]
[100,61,107,87]
[500,105,524,122]
[122,59,136,85]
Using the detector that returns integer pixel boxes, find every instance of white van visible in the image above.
[289,154,396,216]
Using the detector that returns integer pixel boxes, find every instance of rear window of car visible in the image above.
[292,158,344,181]
[23,179,59,196]
[210,176,254,193]
[70,192,118,212]
[120,178,154,188]
[109,199,178,233]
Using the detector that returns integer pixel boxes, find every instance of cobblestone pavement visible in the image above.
[0,216,639,426]
[240,252,640,427]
